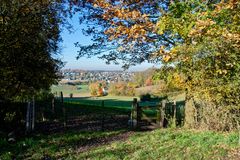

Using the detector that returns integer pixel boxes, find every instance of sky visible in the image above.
[60,15,158,71]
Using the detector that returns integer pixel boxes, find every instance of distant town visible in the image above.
[60,69,135,83]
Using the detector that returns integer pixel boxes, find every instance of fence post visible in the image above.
[160,100,166,128]
[136,101,141,129]
[31,96,35,131]
[26,101,31,133]
[172,100,176,127]
[60,92,66,128]
[131,98,138,129]
[157,103,161,127]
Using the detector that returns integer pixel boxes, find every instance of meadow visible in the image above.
[51,84,90,97]
[1,128,239,159]
[51,84,185,101]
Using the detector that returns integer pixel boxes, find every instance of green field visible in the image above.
[1,129,239,159]
[51,84,90,97]
[64,96,136,109]
[51,84,186,101]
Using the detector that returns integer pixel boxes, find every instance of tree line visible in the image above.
[1,0,239,131]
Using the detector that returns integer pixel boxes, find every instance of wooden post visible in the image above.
[31,96,35,131]
[136,100,141,129]
[173,100,176,127]
[157,103,161,127]
[160,100,166,128]
[131,98,138,129]
[60,92,66,128]
[41,107,45,122]
[26,101,31,133]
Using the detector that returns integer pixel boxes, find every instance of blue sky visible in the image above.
[60,15,158,71]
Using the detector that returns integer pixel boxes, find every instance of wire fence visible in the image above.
[0,94,186,135]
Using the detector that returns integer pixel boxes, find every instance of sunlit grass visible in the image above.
[77,129,239,160]
[51,84,90,97]
[1,129,238,160]
[0,130,126,160]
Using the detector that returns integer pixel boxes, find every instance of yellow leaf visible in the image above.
[163,55,171,62]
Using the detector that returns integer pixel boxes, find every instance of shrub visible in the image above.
[108,82,136,96]
[184,93,239,131]
[145,77,153,86]
[89,82,106,97]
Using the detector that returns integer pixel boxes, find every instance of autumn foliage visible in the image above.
[108,82,136,96]
[155,0,240,130]
[72,0,171,68]
[71,0,240,130]
[89,82,106,97]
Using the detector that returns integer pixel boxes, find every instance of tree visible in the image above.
[153,66,185,91]
[133,67,156,87]
[0,0,67,100]
[71,0,175,69]
[145,77,153,86]
[156,0,240,130]
[157,0,240,104]
[72,0,239,130]
[108,82,136,96]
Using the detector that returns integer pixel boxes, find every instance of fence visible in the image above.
[0,101,27,133]
[0,99,61,134]
[130,98,185,129]
[0,92,131,134]
[0,93,185,134]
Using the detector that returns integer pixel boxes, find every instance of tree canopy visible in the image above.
[72,0,239,130]
[157,0,240,105]
[0,0,67,100]
[72,0,176,68]
[72,0,239,102]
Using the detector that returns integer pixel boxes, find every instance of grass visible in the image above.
[0,130,126,160]
[76,129,240,160]
[1,129,239,160]
[64,96,136,109]
[51,84,90,97]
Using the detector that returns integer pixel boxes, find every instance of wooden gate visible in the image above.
[130,98,185,129]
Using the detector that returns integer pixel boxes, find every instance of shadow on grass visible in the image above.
[0,129,132,160]
[0,99,134,159]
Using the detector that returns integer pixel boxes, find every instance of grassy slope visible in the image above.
[1,129,239,160]
[78,129,239,160]
[0,130,126,160]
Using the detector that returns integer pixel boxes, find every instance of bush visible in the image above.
[184,93,240,131]
[108,82,136,96]
[89,82,106,97]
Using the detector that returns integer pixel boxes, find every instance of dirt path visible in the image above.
[76,131,134,153]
